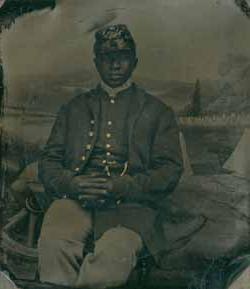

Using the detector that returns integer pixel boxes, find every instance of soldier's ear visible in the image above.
[94,57,100,70]
[133,57,138,69]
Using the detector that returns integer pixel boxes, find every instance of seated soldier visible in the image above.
[38,24,183,288]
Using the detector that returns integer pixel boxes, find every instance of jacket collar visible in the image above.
[86,82,147,123]
[100,79,132,98]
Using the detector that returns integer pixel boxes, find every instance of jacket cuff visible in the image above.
[111,175,134,196]
[50,170,75,195]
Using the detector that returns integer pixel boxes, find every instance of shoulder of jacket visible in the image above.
[58,89,95,112]
[136,85,175,115]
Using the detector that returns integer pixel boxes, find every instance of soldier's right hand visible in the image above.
[69,175,110,198]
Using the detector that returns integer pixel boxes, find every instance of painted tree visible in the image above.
[185,79,201,117]
[0,0,55,31]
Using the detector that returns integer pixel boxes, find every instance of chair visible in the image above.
[1,132,194,284]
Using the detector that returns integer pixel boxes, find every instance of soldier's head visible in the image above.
[94,24,138,88]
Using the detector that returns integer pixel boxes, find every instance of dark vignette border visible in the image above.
[235,0,250,18]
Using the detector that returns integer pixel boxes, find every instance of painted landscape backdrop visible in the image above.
[1,0,250,187]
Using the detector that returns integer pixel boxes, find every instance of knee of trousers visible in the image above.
[38,239,83,286]
[77,269,129,289]
[76,252,133,289]
[38,238,68,252]
[98,226,143,253]
[38,238,84,266]
[76,227,143,288]
[39,199,92,242]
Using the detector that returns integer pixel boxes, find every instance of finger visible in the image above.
[89,172,103,177]
[87,178,108,183]
[84,189,109,196]
[78,195,100,201]
[79,183,110,190]
[78,177,108,183]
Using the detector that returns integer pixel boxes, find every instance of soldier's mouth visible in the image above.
[109,74,124,79]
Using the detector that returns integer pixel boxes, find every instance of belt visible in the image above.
[84,161,128,177]
[60,193,123,209]
[104,161,128,177]
[79,198,123,210]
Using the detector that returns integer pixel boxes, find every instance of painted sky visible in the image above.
[1,0,250,110]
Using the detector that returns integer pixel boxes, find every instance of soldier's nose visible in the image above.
[111,59,121,69]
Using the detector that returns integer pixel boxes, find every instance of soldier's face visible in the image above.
[94,50,137,88]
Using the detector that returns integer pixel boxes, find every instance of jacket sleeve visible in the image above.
[38,105,74,196]
[112,107,183,202]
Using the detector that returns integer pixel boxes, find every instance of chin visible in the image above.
[106,80,125,88]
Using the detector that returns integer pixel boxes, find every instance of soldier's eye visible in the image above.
[119,54,130,61]
[98,52,132,64]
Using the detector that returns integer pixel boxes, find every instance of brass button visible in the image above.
[102,160,107,164]
[86,144,91,150]
[81,156,86,161]
[110,99,115,104]
[106,144,111,149]
[89,131,94,137]
[106,133,111,138]
[75,167,80,172]
[106,152,111,156]
[90,120,95,125]
[107,121,112,126]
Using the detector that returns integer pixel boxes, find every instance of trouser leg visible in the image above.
[38,199,92,286]
[76,226,143,289]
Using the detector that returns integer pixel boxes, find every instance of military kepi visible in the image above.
[94,24,136,54]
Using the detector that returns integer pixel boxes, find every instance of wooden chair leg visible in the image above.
[27,213,39,247]
[25,195,43,247]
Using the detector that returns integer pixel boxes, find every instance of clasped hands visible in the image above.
[70,174,114,201]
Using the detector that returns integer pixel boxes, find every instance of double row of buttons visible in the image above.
[74,119,95,172]
[106,98,115,157]
[105,119,113,160]
[74,119,114,172]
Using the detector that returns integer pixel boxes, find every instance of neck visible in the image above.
[100,79,132,98]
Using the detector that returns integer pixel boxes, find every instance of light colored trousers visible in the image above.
[38,199,143,288]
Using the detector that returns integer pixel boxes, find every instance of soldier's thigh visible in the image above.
[40,199,92,241]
